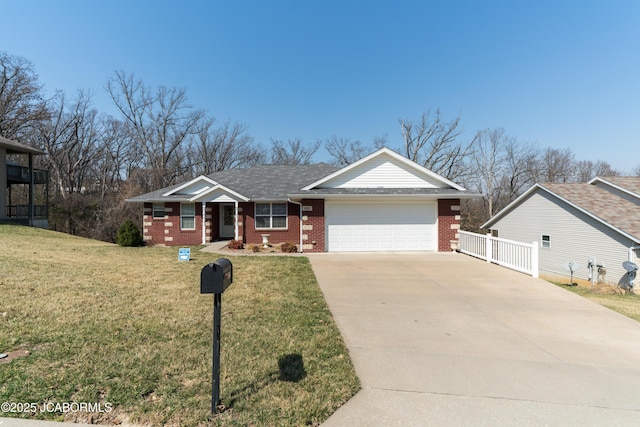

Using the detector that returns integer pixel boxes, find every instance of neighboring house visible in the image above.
[0,136,49,229]
[127,147,479,252]
[482,176,640,285]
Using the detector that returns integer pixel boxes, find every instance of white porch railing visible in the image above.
[458,230,539,278]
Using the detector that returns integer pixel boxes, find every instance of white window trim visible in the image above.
[255,202,288,230]
[541,234,550,248]
[181,203,196,230]
[152,203,165,219]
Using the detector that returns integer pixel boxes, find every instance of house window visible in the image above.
[181,203,196,230]
[255,202,287,229]
[153,203,165,219]
[541,235,550,248]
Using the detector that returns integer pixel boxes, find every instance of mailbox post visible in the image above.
[200,258,233,413]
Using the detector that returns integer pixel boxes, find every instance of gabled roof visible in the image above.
[127,147,478,203]
[588,176,640,201]
[482,179,640,242]
[127,163,339,203]
[301,147,468,191]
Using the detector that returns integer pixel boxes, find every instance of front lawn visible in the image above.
[0,225,359,426]
[553,282,640,322]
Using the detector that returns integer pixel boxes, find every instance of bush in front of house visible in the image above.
[116,220,144,247]
[280,242,298,253]
[227,239,244,250]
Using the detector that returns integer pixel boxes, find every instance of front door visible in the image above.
[219,204,235,239]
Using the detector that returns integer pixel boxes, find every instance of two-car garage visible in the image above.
[325,201,437,252]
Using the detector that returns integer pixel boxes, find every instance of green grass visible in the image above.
[0,225,359,426]
[553,282,640,323]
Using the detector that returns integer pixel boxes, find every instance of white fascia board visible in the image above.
[162,175,218,197]
[300,147,467,191]
[589,176,640,199]
[189,184,249,202]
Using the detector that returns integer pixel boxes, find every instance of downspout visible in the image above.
[629,245,640,262]
[234,201,239,241]
[288,198,303,253]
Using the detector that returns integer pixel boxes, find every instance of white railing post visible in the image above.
[531,242,539,278]
[486,232,492,263]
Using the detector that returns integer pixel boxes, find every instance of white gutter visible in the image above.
[288,198,303,253]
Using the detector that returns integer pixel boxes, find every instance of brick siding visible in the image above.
[239,202,301,247]
[437,199,461,252]
[300,199,325,252]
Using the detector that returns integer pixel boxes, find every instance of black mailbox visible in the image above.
[200,258,233,294]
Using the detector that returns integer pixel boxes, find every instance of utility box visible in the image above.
[200,259,233,294]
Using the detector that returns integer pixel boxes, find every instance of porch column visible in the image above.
[202,202,207,245]
[234,201,239,240]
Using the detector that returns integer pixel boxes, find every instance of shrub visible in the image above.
[227,239,244,250]
[280,242,298,253]
[251,244,262,253]
[116,220,144,247]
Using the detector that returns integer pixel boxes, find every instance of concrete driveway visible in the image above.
[309,253,640,426]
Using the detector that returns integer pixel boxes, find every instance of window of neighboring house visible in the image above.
[255,202,287,229]
[541,235,550,248]
[181,203,196,230]
[153,203,165,219]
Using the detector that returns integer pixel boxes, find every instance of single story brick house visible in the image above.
[482,176,640,285]
[127,147,479,252]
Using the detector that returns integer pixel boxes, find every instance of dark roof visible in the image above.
[540,182,640,241]
[205,163,339,200]
[128,163,340,202]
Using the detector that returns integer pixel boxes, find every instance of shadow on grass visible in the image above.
[224,353,306,409]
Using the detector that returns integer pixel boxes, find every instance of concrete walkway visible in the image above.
[309,252,640,426]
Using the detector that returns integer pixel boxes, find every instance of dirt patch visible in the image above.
[0,347,31,364]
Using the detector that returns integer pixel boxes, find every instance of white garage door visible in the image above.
[326,202,436,252]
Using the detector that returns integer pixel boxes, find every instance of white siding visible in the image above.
[318,154,446,189]
[489,190,636,284]
[200,189,236,203]
[174,181,214,196]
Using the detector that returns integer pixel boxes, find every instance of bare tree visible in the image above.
[106,70,204,190]
[399,109,476,181]
[500,138,539,202]
[573,160,620,182]
[324,136,371,166]
[189,118,263,175]
[270,138,320,165]
[35,90,105,199]
[534,147,576,183]
[473,128,508,218]
[0,52,48,140]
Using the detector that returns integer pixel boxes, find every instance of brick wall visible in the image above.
[142,202,204,246]
[300,199,325,252]
[239,202,301,246]
[437,199,461,252]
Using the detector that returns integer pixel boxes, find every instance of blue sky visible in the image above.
[3,1,640,172]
